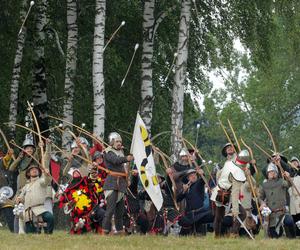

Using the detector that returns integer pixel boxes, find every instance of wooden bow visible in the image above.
[48,115,108,148]
[227,119,241,152]
[0,128,16,161]
[218,118,237,154]
[261,122,300,196]
[27,101,46,171]
[176,130,211,193]
[153,146,179,211]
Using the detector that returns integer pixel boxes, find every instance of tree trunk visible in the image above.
[170,0,191,157]
[32,0,49,134]
[140,0,155,134]
[62,0,78,150]
[92,0,106,138]
[8,0,28,137]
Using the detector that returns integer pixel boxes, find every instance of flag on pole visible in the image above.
[130,113,163,211]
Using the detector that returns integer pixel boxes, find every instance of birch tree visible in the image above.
[170,0,191,157]
[32,0,49,133]
[62,0,78,149]
[140,0,155,133]
[92,0,106,138]
[140,1,177,133]
[8,0,28,137]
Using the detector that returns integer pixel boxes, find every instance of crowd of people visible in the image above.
[0,131,300,239]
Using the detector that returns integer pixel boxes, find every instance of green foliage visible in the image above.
[1,0,299,165]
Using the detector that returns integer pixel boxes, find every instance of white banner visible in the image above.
[130,113,163,211]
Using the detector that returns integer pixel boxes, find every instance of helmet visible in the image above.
[179,148,189,157]
[266,162,278,174]
[222,143,234,157]
[234,149,250,167]
[78,137,89,146]
[70,137,89,149]
[92,151,103,161]
[22,133,35,148]
[108,132,122,145]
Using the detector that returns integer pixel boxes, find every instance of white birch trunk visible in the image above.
[92,0,106,138]
[140,0,155,134]
[8,0,28,137]
[171,0,191,157]
[32,0,48,132]
[62,0,78,150]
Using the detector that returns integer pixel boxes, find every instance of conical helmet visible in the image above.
[22,133,35,148]
[266,162,278,174]
[179,148,189,157]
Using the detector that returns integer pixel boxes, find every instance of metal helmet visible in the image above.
[234,149,250,166]
[22,133,35,148]
[108,132,122,145]
[78,137,89,147]
[179,148,189,157]
[70,140,77,149]
[92,151,103,161]
[266,162,278,174]
[70,136,89,149]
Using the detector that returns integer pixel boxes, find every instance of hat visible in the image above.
[25,164,42,179]
[222,143,234,157]
[290,157,300,163]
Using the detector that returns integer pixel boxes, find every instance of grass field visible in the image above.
[0,229,298,250]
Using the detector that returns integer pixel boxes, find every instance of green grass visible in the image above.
[0,229,298,250]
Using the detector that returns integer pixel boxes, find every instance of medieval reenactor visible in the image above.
[166,148,192,212]
[222,143,236,161]
[177,168,213,236]
[16,162,54,234]
[89,138,104,158]
[102,132,133,235]
[259,162,296,238]
[86,162,106,233]
[137,173,180,235]
[288,157,300,235]
[123,169,149,234]
[289,157,300,177]
[92,151,107,181]
[0,150,15,232]
[59,169,95,234]
[263,154,290,179]
[211,149,251,238]
[9,134,40,234]
[9,134,37,192]
[62,136,91,177]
